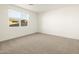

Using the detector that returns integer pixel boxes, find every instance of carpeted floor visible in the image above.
[0,33,79,54]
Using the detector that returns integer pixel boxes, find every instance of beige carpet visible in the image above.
[0,33,79,54]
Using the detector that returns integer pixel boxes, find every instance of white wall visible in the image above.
[0,5,38,41]
[0,5,8,41]
[39,6,79,39]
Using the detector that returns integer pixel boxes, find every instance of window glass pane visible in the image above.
[8,9,21,19]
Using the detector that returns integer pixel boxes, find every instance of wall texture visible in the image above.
[0,5,38,41]
[39,6,79,39]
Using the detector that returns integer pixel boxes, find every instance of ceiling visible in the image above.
[15,4,75,13]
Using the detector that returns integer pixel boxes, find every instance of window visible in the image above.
[8,9,30,27]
